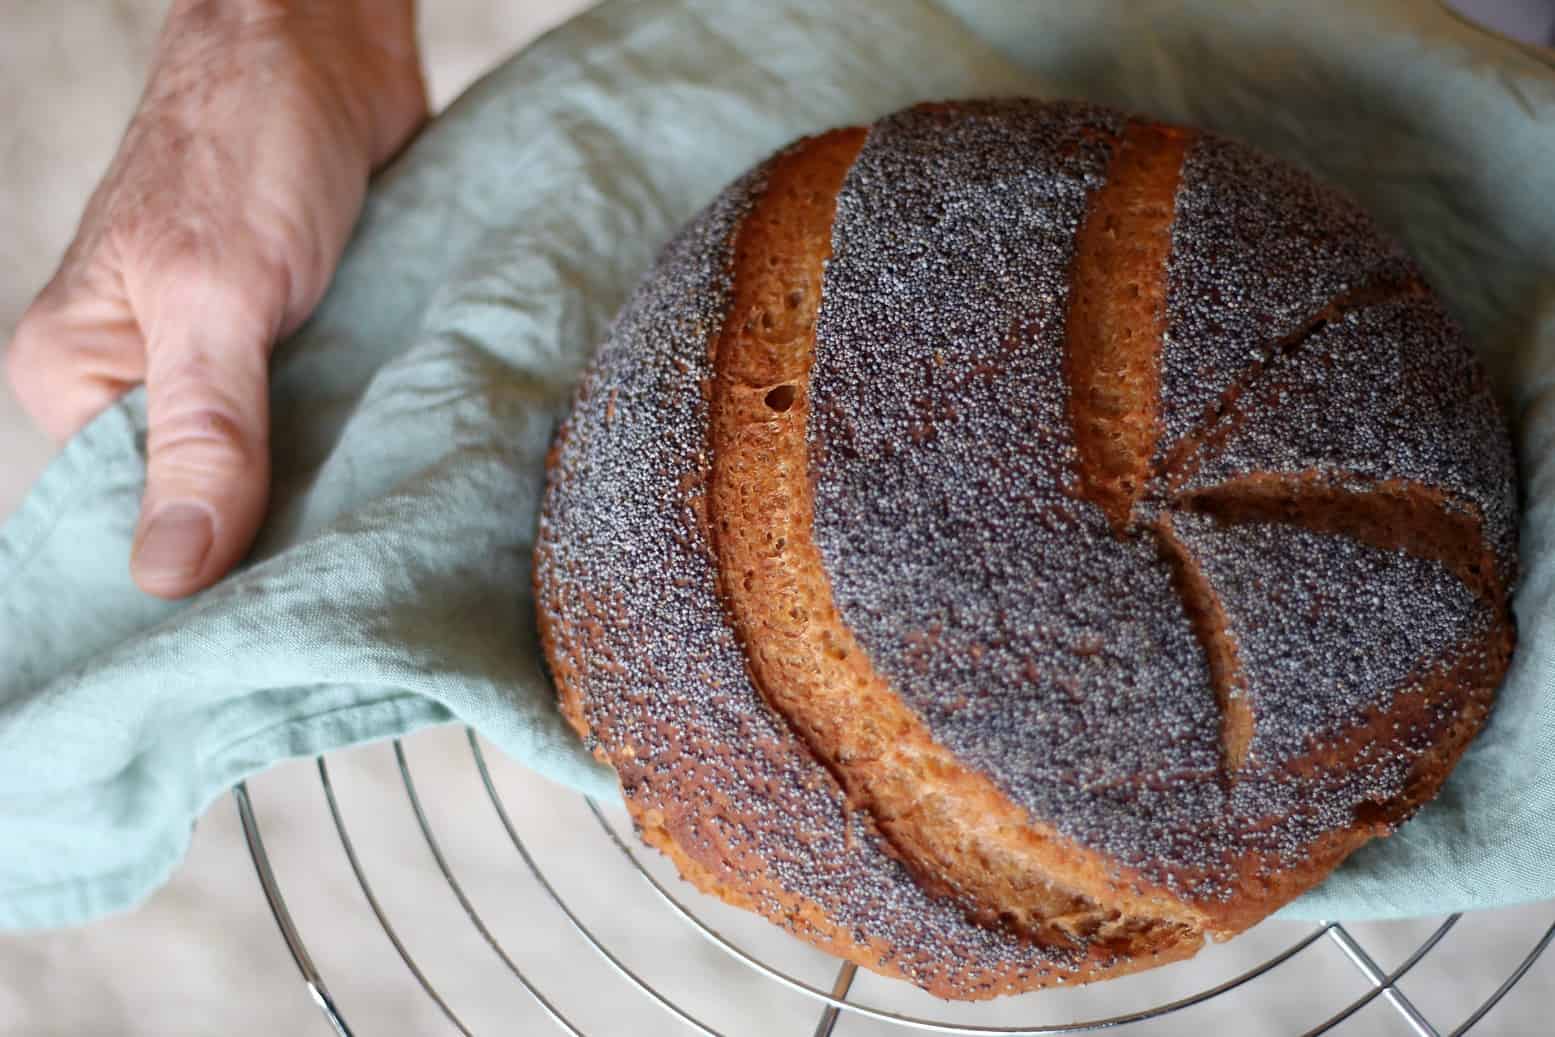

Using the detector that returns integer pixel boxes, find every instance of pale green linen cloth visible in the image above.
[2,0,1552,930]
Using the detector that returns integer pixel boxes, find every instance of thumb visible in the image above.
[131,267,277,599]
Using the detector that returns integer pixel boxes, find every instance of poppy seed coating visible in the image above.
[536,98,1517,998]
[810,102,1232,886]
[804,101,1513,901]
[1178,296,1518,590]
[1157,135,1408,460]
[535,160,1102,997]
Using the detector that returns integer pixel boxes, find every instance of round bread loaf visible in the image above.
[534,99,1518,999]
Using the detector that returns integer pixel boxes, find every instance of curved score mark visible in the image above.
[1060,138,1434,782]
[1177,472,1505,609]
[1062,122,1260,775]
[1064,123,1190,530]
[1154,518,1254,774]
[706,125,1211,948]
[1154,275,1427,494]
[1144,275,1503,781]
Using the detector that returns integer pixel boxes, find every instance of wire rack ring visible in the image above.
[231,728,1554,1036]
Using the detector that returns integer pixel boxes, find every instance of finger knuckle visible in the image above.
[149,403,260,479]
[148,355,266,462]
[154,346,259,404]
[153,247,290,343]
[118,208,278,304]
[252,207,322,307]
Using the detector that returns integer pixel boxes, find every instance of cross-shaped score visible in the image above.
[541,98,1518,999]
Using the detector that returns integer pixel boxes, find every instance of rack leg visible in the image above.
[810,962,858,1037]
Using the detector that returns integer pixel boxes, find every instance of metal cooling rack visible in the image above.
[233,728,1554,1036]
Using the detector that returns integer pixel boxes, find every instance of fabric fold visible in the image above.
[2,0,1553,930]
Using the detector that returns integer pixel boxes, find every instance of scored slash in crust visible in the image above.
[535,99,1518,999]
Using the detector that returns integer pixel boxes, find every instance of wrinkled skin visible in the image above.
[3,0,425,598]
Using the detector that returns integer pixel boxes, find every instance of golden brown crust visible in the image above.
[1163,624,1507,935]
[1154,516,1254,775]
[1177,473,1506,610]
[536,130,1199,999]
[706,128,1202,965]
[1154,499,1510,933]
[1065,123,1189,530]
[536,98,1518,998]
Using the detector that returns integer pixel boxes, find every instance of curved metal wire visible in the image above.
[233,782,354,1037]
[1449,918,1555,1036]
[1322,923,1437,1037]
[1304,915,1459,1036]
[391,739,586,1035]
[464,730,728,1037]
[234,735,1555,1036]
[316,756,474,1036]
[578,785,1334,1035]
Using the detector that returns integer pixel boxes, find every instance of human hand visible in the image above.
[3,0,426,598]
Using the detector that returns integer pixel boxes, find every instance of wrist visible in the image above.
[160,0,425,168]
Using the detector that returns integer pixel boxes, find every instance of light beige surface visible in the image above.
[0,2,1550,1034]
